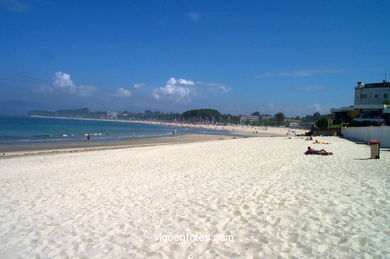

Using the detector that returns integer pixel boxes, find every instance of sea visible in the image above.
[0,117,236,146]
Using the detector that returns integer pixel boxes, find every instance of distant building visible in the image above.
[284,119,302,128]
[240,115,259,123]
[331,81,390,125]
[260,114,272,120]
[354,81,390,105]
[107,111,118,119]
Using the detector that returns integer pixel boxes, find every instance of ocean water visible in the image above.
[0,117,236,145]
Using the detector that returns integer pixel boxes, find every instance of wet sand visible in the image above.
[0,134,243,158]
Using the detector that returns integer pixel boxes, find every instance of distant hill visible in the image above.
[0,100,55,116]
[28,108,107,119]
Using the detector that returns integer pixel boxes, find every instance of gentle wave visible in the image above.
[0,117,238,146]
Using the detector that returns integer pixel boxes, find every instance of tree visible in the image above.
[312,112,321,121]
[274,112,285,126]
[182,109,221,122]
[144,110,153,119]
[315,116,329,129]
[251,111,260,116]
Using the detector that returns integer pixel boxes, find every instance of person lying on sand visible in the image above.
[314,139,330,144]
[305,147,333,155]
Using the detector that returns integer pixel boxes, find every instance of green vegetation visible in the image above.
[29,108,327,129]
[315,116,330,130]
[274,112,285,126]
[29,108,106,118]
[328,124,341,129]
[182,109,221,122]
[301,112,321,123]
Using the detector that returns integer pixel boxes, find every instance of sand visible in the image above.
[131,119,302,137]
[0,136,389,258]
[0,134,241,157]
[30,115,300,137]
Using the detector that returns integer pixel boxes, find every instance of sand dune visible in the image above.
[0,136,389,258]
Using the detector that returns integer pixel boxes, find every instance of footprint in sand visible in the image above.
[233,210,242,216]
[242,204,249,210]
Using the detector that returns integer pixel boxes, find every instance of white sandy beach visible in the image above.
[30,115,300,136]
[132,119,301,136]
[0,136,389,258]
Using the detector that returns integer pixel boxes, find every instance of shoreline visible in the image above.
[29,115,302,136]
[0,116,301,156]
[0,134,244,158]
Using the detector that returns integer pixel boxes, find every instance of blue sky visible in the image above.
[1,0,389,116]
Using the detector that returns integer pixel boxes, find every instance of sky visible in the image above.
[1,0,389,116]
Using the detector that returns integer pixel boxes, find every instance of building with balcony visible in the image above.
[240,115,259,123]
[354,81,390,105]
[331,81,390,125]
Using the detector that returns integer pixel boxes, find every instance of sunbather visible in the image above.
[305,147,333,155]
[314,139,330,144]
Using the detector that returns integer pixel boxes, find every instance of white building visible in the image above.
[331,81,390,125]
[240,115,259,123]
[354,81,390,105]
[106,111,118,119]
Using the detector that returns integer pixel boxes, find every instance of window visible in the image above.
[385,93,388,98]
[361,94,367,99]
[374,94,378,98]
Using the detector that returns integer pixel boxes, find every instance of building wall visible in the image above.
[355,87,390,105]
[341,126,390,148]
[240,116,258,123]
[313,128,341,136]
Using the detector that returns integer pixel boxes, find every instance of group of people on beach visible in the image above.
[304,136,333,155]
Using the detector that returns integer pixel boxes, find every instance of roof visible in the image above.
[330,106,355,112]
[357,81,390,89]
[354,118,384,122]
[240,115,259,118]
[285,119,302,123]
[354,104,389,109]
[330,104,389,113]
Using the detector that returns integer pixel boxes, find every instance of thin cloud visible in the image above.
[196,82,231,93]
[295,85,327,91]
[0,0,28,12]
[77,85,97,97]
[255,69,341,78]
[113,88,132,98]
[186,12,201,22]
[0,73,45,84]
[133,83,144,89]
[309,103,324,112]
